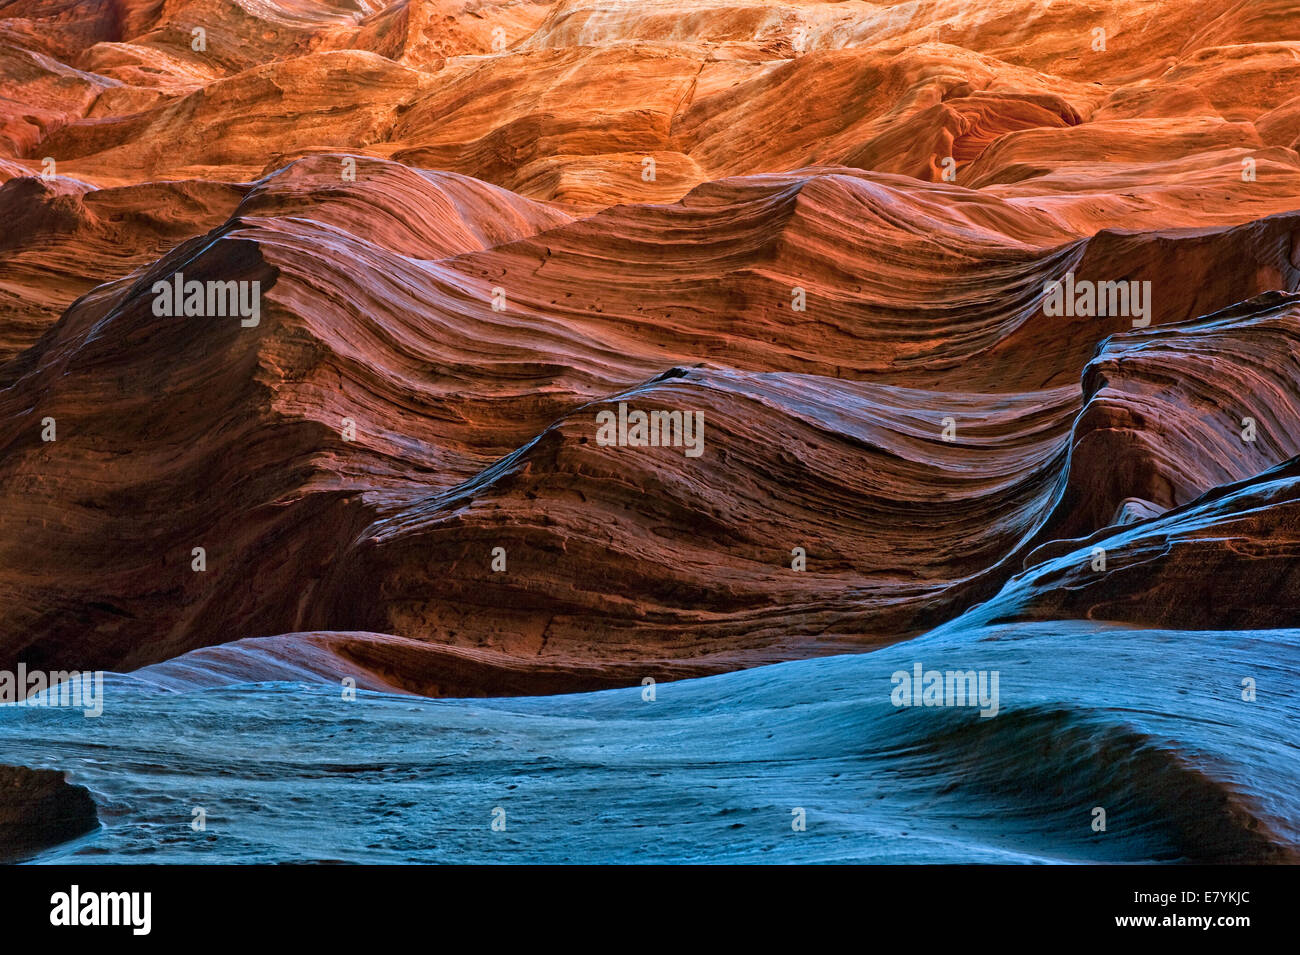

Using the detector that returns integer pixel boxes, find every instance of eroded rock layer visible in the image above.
[0,764,98,861]
[0,0,1298,697]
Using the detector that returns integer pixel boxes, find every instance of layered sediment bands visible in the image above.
[441,177,1300,393]
[0,1,1299,866]
[236,155,573,260]
[999,456,1300,631]
[2,0,1294,212]
[0,159,576,671]
[0,173,246,362]
[975,295,1300,626]
[309,369,1077,668]
[905,705,1295,863]
[840,91,1081,182]
[120,630,712,696]
[340,0,558,68]
[0,0,1299,700]
[2,147,1300,684]
[7,620,1295,862]
[36,50,434,183]
[1259,95,1300,150]
[1035,293,1300,542]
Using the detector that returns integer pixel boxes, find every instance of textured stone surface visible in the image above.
[0,1,1298,695]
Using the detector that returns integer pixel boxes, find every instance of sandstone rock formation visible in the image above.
[0,0,1297,696]
[0,764,98,861]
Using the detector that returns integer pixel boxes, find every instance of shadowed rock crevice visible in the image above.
[0,764,99,862]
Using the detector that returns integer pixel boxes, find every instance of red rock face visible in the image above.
[1,0,1299,694]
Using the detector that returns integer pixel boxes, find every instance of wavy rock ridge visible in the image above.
[0,0,1298,703]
